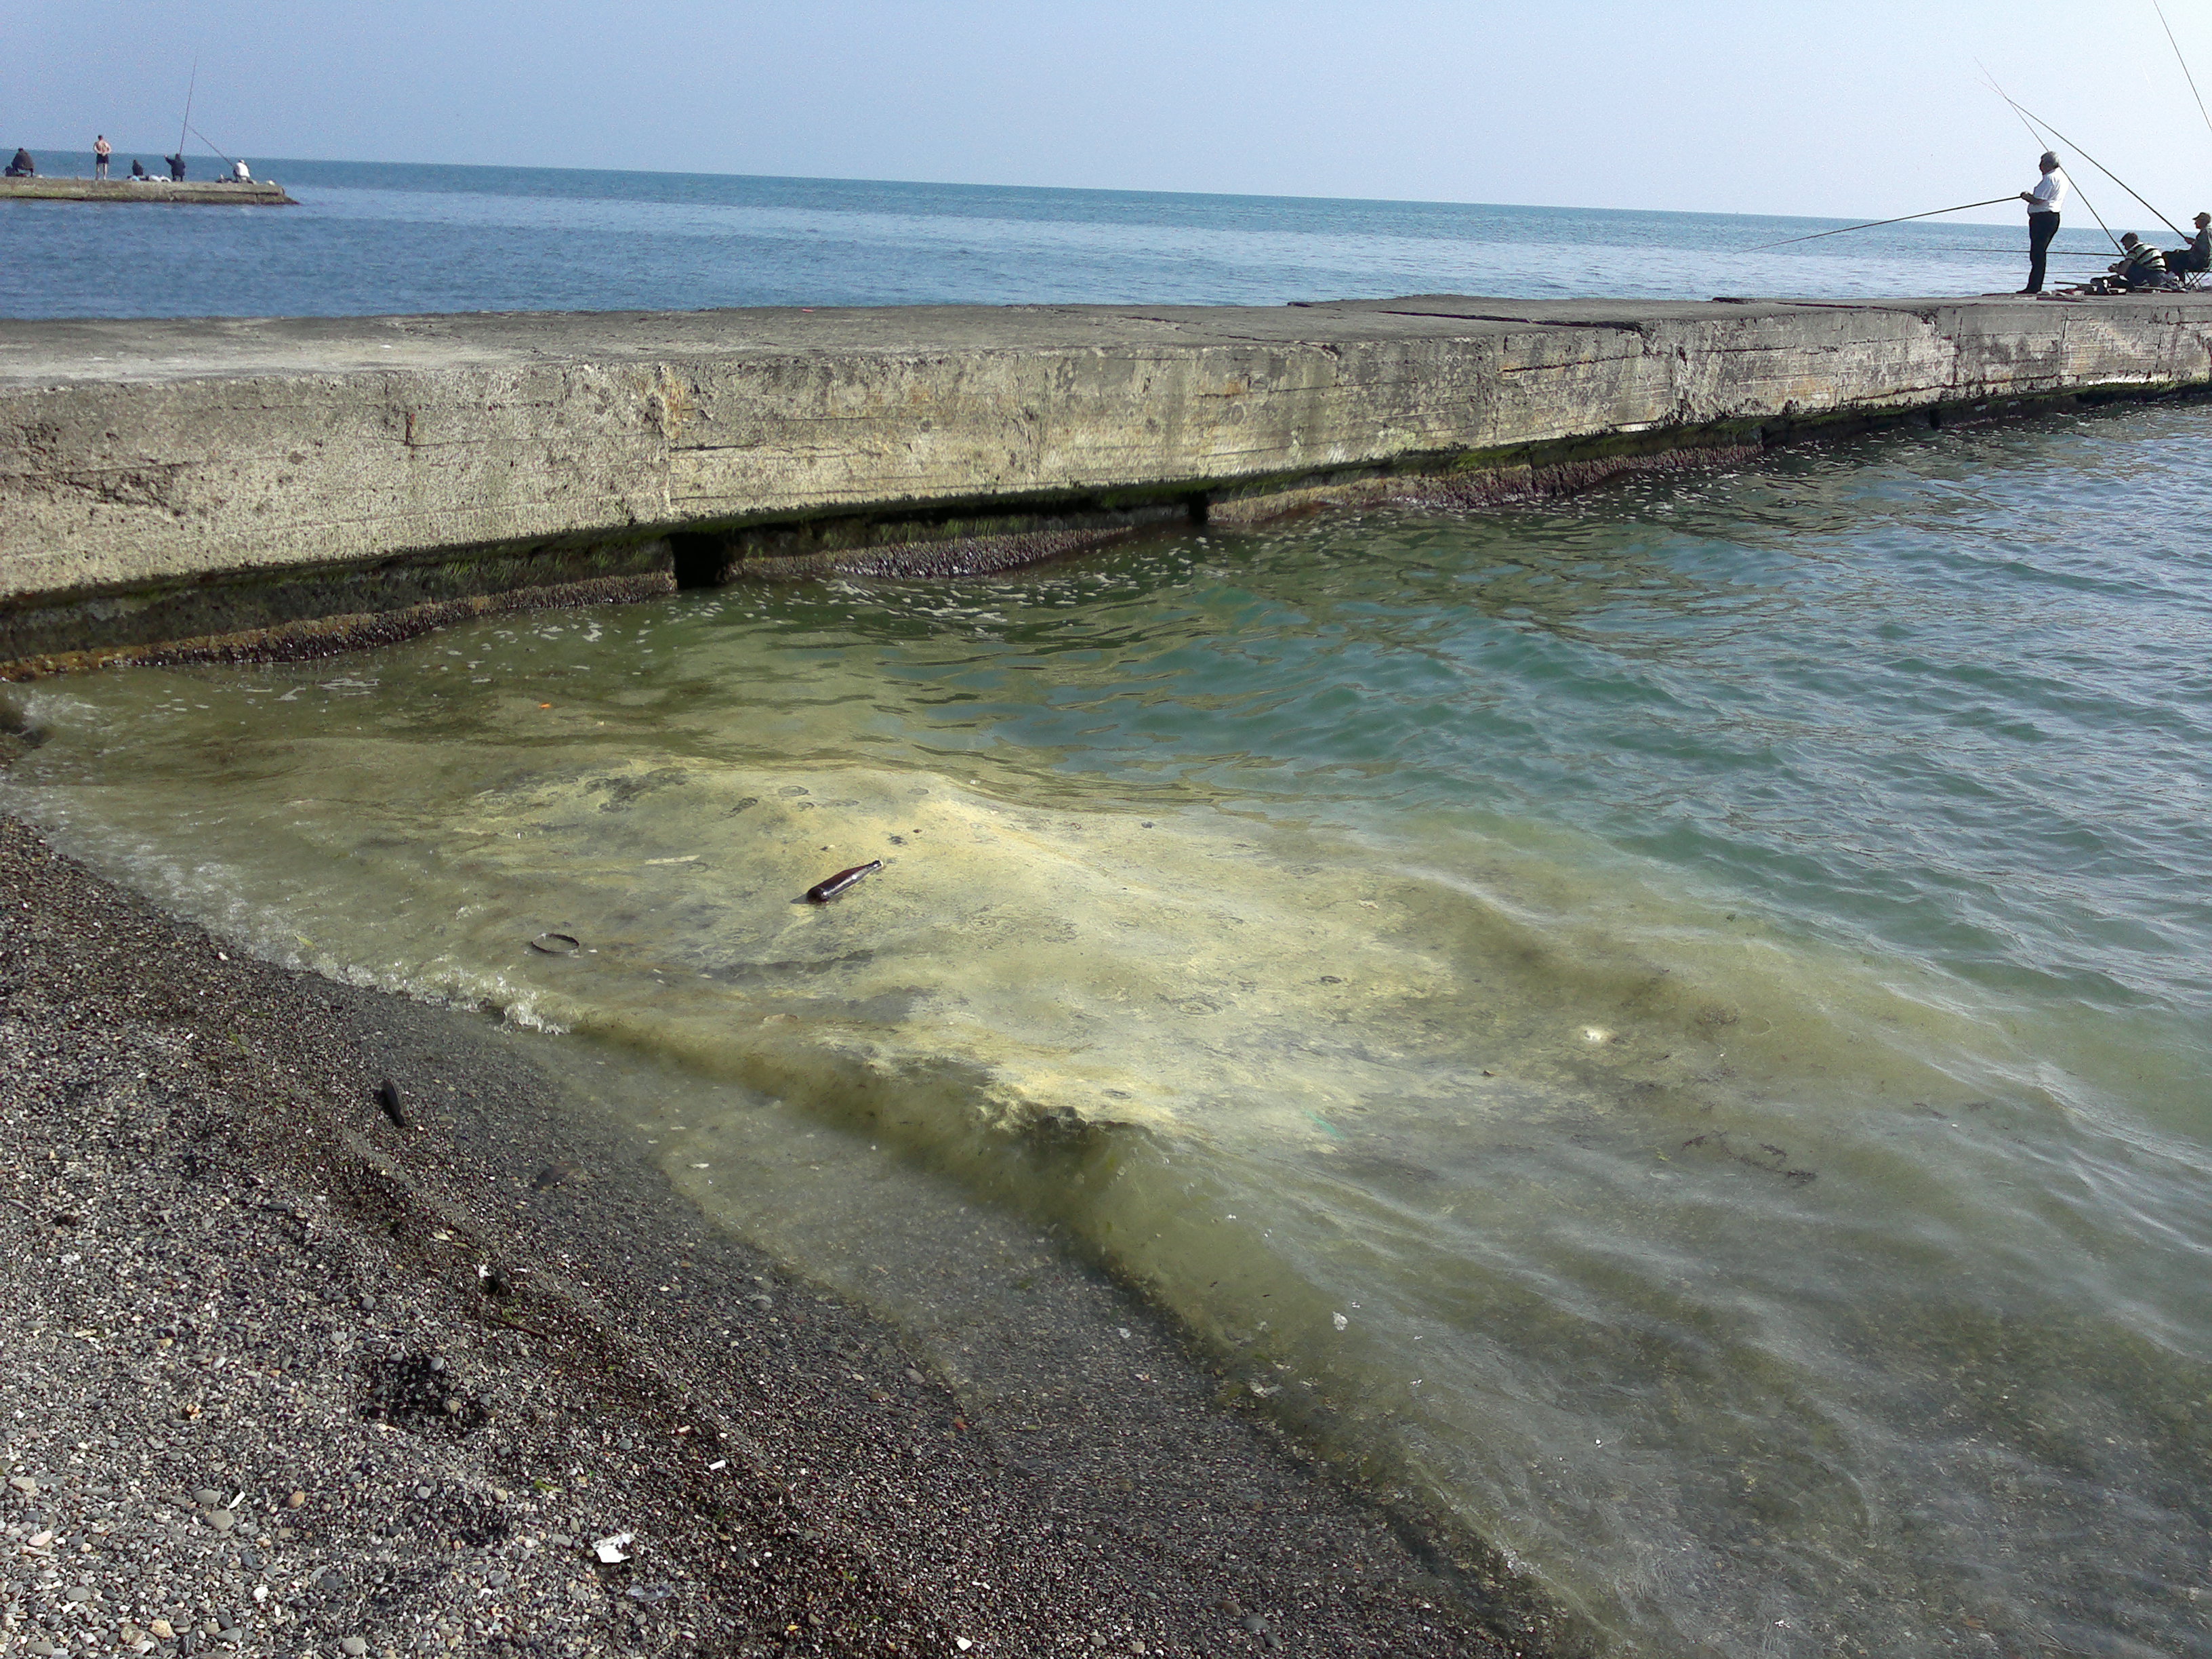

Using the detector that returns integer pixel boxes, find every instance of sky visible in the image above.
[8,0,2212,225]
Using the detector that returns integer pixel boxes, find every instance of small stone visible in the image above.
[413,1485,431,1500]
[7,1474,37,1493]
[207,1510,236,1532]
[340,1638,369,1656]
[218,1631,241,1644]
[67,1584,94,1601]
[192,1489,222,1509]
[28,1641,56,1656]
[149,1620,176,1641]
[287,1490,306,1508]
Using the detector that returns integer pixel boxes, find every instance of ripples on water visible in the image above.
[7,406,2210,1656]
[0,155,2127,316]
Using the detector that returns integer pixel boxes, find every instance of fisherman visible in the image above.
[93,134,111,179]
[165,152,185,181]
[2108,233,2172,291]
[2018,151,2068,293]
[4,148,33,178]
[2167,211,2211,279]
[232,158,251,182]
[129,158,147,180]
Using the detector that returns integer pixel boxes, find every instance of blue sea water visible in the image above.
[0,153,2133,316]
[4,163,2209,1658]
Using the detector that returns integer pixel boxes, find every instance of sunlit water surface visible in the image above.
[1,155,2126,316]
[6,410,2211,1658]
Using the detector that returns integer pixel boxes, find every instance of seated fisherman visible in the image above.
[129,158,147,180]
[2167,212,2211,277]
[4,148,33,177]
[232,159,251,181]
[2110,233,2172,290]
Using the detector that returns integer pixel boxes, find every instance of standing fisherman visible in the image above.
[2018,151,2068,293]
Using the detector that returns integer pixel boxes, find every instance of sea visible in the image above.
[3,159,2209,1658]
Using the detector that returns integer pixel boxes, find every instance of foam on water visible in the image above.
[7,411,2212,1657]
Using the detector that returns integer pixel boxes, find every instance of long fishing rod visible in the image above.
[186,123,239,169]
[2003,94,2186,240]
[1748,197,2021,252]
[1980,68,2124,253]
[2153,1,2212,146]
[176,57,198,163]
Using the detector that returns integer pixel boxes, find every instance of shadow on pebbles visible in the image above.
[0,815,1549,1659]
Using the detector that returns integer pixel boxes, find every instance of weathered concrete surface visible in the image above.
[1,176,295,205]
[4,293,2211,672]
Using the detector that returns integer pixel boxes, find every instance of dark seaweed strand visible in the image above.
[804,860,884,903]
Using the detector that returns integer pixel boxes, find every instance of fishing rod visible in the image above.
[2153,1,2212,146]
[1748,197,2022,252]
[176,56,198,163]
[1980,68,2124,252]
[2003,93,2186,240]
[186,123,240,169]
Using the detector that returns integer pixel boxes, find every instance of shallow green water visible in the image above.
[8,407,2212,1656]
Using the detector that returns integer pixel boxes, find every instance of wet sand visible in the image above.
[0,813,1557,1658]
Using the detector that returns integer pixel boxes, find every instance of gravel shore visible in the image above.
[0,815,1555,1659]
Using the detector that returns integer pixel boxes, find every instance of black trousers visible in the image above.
[2027,212,2061,292]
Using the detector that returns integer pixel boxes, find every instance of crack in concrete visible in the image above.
[1376,310,1651,333]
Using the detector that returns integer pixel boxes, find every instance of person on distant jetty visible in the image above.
[129,158,147,180]
[165,152,185,180]
[2167,211,2211,280]
[4,148,33,178]
[2018,151,2068,293]
[94,135,111,178]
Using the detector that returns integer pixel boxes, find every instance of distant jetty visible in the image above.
[1,176,294,206]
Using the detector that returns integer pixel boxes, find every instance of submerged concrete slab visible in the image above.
[3,293,2209,672]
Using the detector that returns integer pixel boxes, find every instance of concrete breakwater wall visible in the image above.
[0,177,296,205]
[3,293,2210,674]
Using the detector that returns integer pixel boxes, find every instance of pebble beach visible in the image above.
[0,813,1536,1659]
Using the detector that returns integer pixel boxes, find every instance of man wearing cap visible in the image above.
[2018,152,2068,294]
[2167,211,2211,281]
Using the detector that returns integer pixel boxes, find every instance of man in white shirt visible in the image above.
[2019,152,2068,293]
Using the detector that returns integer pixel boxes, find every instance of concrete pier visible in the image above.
[3,293,2210,674]
[1,176,295,205]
